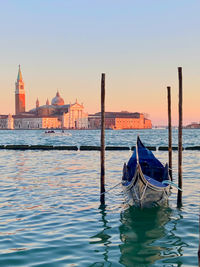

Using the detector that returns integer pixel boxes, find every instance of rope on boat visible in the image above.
[100,182,122,195]
[162,180,183,191]
[163,188,170,197]
[133,180,148,201]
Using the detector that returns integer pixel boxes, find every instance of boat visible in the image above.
[44,130,72,136]
[45,130,55,134]
[122,136,170,208]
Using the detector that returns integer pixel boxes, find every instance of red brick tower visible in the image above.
[15,65,25,114]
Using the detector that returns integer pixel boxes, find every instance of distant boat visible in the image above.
[122,136,170,208]
[44,129,72,136]
[45,130,55,134]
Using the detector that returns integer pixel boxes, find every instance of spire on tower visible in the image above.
[36,98,39,108]
[46,98,49,106]
[17,64,23,82]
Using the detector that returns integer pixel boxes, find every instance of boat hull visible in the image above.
[122,165,170,208]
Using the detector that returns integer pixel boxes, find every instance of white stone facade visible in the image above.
[14,117,61,129]
[0,102,88,130]
[0,103,88,130]
[62,102,88,129]
[0,114,14,129]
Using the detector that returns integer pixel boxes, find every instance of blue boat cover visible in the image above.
[127,137,169,183]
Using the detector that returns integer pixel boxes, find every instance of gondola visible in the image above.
[122,136,170,208]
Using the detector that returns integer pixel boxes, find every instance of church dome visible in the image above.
[51,91,64,106]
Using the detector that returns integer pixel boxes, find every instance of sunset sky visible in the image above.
[0,0,199,125]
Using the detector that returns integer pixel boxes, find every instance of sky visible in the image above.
[0,0,199,126]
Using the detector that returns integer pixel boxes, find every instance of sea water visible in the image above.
[0,129,199,266]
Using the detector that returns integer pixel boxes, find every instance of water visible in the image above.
[0,129,199,266]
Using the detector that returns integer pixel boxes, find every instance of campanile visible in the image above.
[15,65,25,114]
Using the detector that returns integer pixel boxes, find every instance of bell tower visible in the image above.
[15,65,25,114]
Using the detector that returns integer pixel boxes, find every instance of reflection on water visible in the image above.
[90,206,112,266]
[91,205,193,267]
[0,129,199,266]
[119,207,172,266]
[14,152,27,180]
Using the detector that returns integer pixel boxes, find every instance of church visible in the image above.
[0,66,88,129]
[0,66,152,130]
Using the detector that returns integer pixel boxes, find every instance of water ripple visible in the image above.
[0,130,199,266]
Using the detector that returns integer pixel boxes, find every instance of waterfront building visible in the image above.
[185,122,200,129]
[88,112,152,129]
[0,66,88,130]
[62,100,88,129]
[14,115,61,129]
[0,114,14,129]
[0,66,152,130]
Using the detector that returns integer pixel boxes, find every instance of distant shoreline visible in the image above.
[0,128,199,131]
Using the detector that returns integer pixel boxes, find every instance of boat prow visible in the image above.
[122,136,170,208]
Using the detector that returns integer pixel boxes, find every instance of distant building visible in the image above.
[0,114,14,129]
[13,114,61,129]
[88,112,152,129]
[185,123,200,129]
[0,66,88,130]
[0,66,152,130]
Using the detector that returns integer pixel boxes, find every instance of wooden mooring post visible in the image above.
[198,214,200,265]
[167,86,172,180]
[177,67,183,207]
[100,73,105,205]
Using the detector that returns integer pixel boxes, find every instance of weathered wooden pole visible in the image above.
[177,67,183,206]
[167,86,172,180]
[100,73,105,205]
[198,214,200,265]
